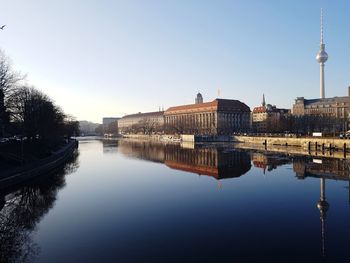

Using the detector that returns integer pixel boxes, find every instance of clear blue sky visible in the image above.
[1,0,349,123]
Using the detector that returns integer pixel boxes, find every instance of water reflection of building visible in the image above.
[117,140,165,163]
[293,157,350,181]
[117,140,251,180]
[165,145,251,180]
[251,152,291,173]
[292,156,350,258]
[102,140,119,153]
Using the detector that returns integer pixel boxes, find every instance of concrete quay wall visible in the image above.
[122,134,231,142]
[232,136,350,151]
[122,134,181,142]
[0,140,78,190]
[233,143,350,160]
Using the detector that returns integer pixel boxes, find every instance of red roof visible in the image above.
[165,99,250,115]
[252,106,267,113]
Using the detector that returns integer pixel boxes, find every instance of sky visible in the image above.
[1,0,349,123]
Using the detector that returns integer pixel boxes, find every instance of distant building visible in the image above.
[290,91,350,133]
[118,111,164,134]
[102,117,120,134]
[79,120,100,135]
[164,97,250,135]
[195,92,203,104]
[252,95,289,132]
[292,96,348,119]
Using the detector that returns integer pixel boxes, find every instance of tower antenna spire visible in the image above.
[316,8,328,99]
[262,94,266,107]
[321,8,324,44]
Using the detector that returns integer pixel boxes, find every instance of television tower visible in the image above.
[316,8,328,99]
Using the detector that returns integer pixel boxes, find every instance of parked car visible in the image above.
[339,133,350,139]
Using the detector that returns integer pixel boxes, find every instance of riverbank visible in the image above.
[122,134,233,142]
[123,134,350,151]
[232,135,350,152]
[121,134,350,160]
[122,134,182,142]
[0,140,78,189]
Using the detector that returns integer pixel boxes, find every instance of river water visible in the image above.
[1,139,349,262]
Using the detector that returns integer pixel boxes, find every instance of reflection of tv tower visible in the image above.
[0,195,4,211]
[317,178,329,257]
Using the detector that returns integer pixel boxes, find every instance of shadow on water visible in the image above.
[0,150,79,263]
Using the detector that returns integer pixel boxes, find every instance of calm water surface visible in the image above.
[1,139,350,262]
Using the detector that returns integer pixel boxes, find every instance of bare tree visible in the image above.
[104,120,118,135]
[0,50,24,136]
[132,118,160,135]
[63,115,80,138]
[7,85,65,140]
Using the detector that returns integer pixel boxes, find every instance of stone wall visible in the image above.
[232,135,350,151]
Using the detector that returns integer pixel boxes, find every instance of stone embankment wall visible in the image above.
[0,140,78,189]
[232,136,350,151]
[123,134,233,142]
[234,142,350,159]
[123,134,181,142]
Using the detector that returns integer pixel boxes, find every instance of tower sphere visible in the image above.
[316,48,328,63]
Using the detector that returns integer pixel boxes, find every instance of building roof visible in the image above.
[122,111,164,119]
[304,96,348,106]
[252,106,267,113]
[165,99,250,114]
[252,105,289,114]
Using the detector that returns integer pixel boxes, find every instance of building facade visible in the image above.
[164,98,250,135]
[102,117,120,134]
[291,95,349,133]
[252,96,289,132]
[292,96,348,119]
[118,111,164,134]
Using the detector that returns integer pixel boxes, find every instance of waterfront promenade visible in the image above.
[0,140,78,189]
[232,135,350,152]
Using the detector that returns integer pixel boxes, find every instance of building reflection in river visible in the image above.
[102,139,119,154]
[251,152,291,173]
[117,140,252,180]
[114,140,350,258]
[0,150,79,263]
[117,140,165,163]
[164,144,251,179]
[250,150,350,258]
[293,156,350,181]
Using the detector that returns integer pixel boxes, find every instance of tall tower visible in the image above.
[195,92,203,104]
[262,94,266,107]
[316,8,328,99]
